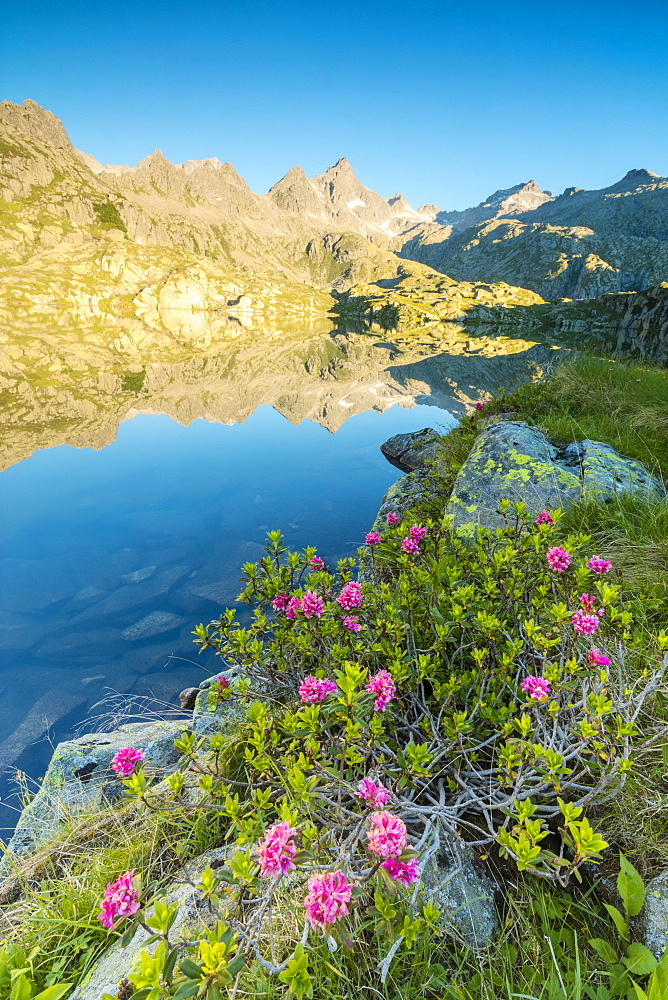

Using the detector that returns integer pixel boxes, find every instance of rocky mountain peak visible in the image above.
[435,179,553,231]
[0,99,71,149]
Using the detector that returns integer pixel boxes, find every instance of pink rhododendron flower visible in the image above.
[580,593,598,612]
[365,670,396,712]
[587,555,612,575]
[572,610,600,635]
[309,556,325,571]
[409,525,428,542]
[304,870,352,929]
[546,546,572,572]
[342,615,361,632]
[284,596,302,619]
[474,401,485,410]
[534,510,554,526]
[97,870,140,928]
[357,778,391,808]
[299,676,338,703]
[365,531,382,545]
[401,537,420,555]
[367,811,407,859]
[386,511,400,526]
[111,747,145,778]
[255,821,299,877]
[300,590,324,619]
[521,675,551,702]
[272,593,289,612]
[382,858,421,886]
[337,581,363,610]
[588,647,612,667]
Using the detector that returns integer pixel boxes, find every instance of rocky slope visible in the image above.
[434,179,553,231]
[398,170,668,298]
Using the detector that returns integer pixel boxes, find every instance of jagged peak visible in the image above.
[620,168,661,183]
[182,156,225,174]
[0,98,71,149]
[269,165,308,190]
[136,149,171,170]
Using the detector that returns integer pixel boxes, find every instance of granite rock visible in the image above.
[380,427,443,472]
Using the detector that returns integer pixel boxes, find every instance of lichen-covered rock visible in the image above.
[446,421,581,534]
[561,440,664,498]
[638,870,668,959]
[193,673,247,735]
[380,427,443,472]
[421,836,499,950]
[69,847,229,1000]
[0,719,191,871]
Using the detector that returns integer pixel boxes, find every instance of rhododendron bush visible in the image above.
[106,501,668,997]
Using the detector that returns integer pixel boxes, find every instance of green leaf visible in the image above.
[33,988,73,1000]
[648,952,668,1000]
[604,903,629,941]
[179,959,204,980]
[589,938,619,965]
[172,983,202,1000]
[624,944,658,977]
[618,855,646,918]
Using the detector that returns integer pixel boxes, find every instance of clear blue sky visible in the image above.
[1,0,666,210]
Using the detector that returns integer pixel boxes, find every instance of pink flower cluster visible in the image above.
[382,858,421,886]
[365,670,396,712]
[304,870,352,929]
[365,531,382,545]
[309,556,325,571]
[255,821,299,877]
[299,676,338,703]
[588,647,612,667]
[342,615,361,632]
[546,546,572,573]
[367,811,407,859]
[587,555,612,575]
[580,592,597,612]
[111,747,145,778]
[97,870,140,928]
[357,778,391,808]
[572,610,600,635]
[300,590,325,619]
[535,510,554,526]
[521,675,551,702]
[386,511,400,526]
[401,536,420,555]
[409,525,428,542]
[272,593,289,612]
[474,401,485,410]
[338,581,362,610]
[284,596,302,619]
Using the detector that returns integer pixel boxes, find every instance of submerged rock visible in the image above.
[0,690,87,778]
[0,719,191,873]
[120,565,156,584]
[121,611,186,640]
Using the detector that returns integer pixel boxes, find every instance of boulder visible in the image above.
[193,673,246,735]
[561,439,664,498]
[0,690,87,777]
[0,719,191,872]
[421,836,499,950]
[639,870,668,959]
[380,428,443,472]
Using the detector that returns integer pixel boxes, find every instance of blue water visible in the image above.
[0,401,455,834]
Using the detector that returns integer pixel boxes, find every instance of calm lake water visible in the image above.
[0,318,562,836]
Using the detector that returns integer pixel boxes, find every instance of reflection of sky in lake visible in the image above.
[0,401,455,835]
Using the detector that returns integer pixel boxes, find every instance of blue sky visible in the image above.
[1,0,666,210]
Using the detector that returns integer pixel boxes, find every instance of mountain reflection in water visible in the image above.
[0,322,563,836]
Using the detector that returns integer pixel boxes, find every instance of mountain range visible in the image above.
[0,98,666,364]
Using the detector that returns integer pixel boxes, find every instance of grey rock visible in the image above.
[575,440,664,498]
[69,847,229,1000]
[194,673,246,735]
[179,687,199,710]
[72,585,106,604]
[120,565,157,584]
[102,565,190,615]
[122,641,180,675]
[421,837,499,950]
[0,719,192,871]
[121,611,186,640]
[132,672,183,704]
[639,870,668,959]
[380,427,443,472]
